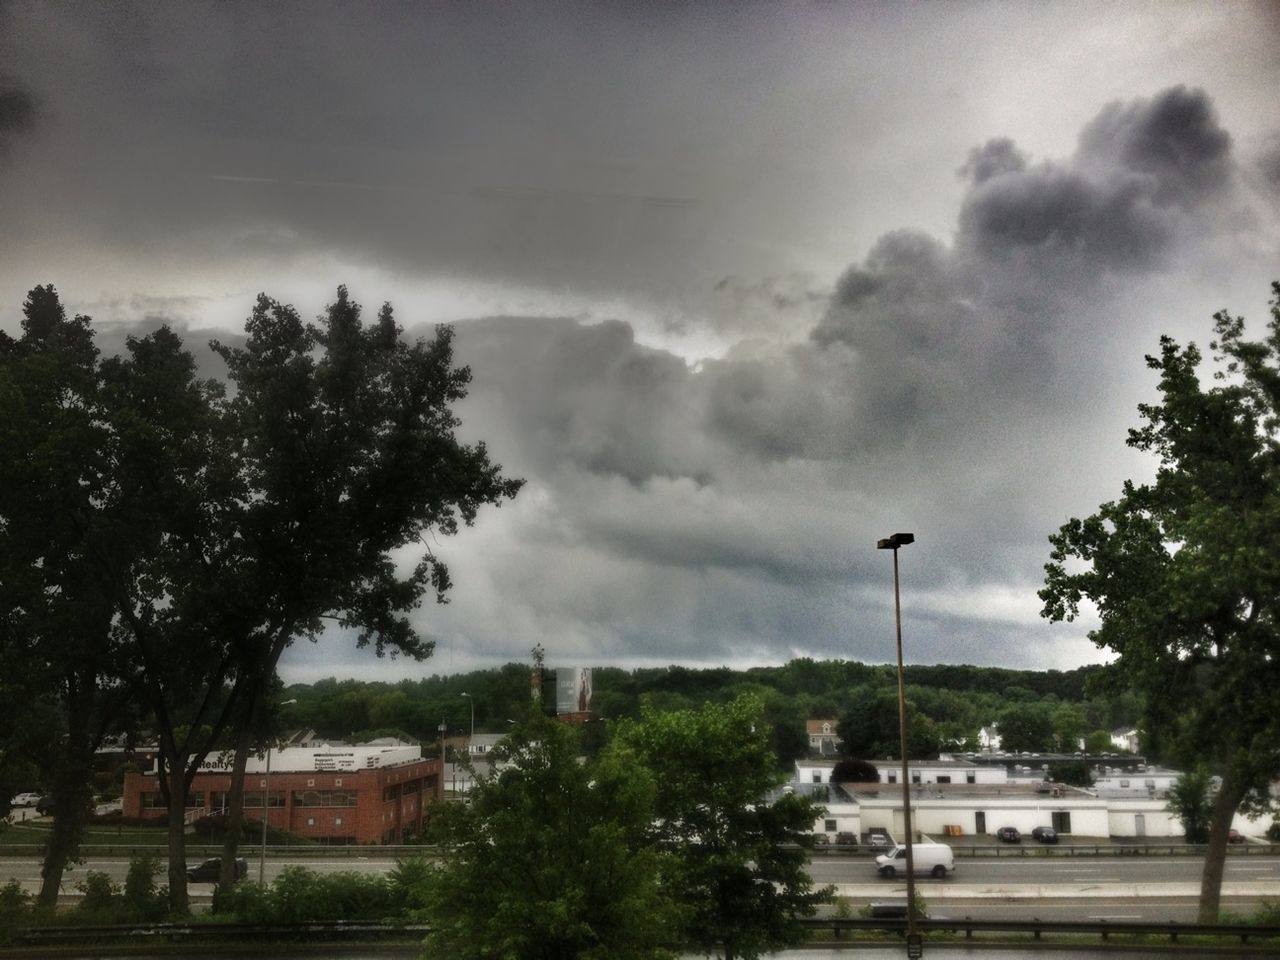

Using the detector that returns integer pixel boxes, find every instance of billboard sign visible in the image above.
[555,667,592,714]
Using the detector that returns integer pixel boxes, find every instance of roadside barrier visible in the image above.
[10,917,1280,950]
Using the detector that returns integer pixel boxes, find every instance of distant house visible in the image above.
[977,725,1002,752]
[807,720,839,756]
[468,733,506,758]
[1111,728,1140,753]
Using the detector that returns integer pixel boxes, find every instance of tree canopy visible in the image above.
[0,284,521,913]
[614,695,832,960]
[420,713,676,960]
[1040,282,1280,921]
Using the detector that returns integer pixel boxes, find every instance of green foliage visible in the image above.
[838,689,939,759]
[1267,822,1280,842]
[616,695,833,960]
[214,869,397,923]
[279,656,1119,758]
[1041,283,1280,919]
[272,867,395,923]
[0,878,34,939]
[122,855,168,922]
[1084,730,1114,754]
[998,702,1055,753]
[831,758,880,782]
[418,712,677,960]
[75,871,119,916]
[1166,769,1213,844]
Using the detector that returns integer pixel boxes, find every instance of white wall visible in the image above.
[857,795,1110,838]
[811,801,860,838]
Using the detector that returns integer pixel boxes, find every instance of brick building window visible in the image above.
[293,790,357,807]
[212,791,284,809]
[141,792,167,809]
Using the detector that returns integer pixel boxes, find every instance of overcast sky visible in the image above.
[2,1,1278,683]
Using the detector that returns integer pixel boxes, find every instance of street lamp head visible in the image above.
[877,533,915,550]
[460,692,471,699]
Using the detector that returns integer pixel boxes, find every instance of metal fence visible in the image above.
[10,917,1280,950]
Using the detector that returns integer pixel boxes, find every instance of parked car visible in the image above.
[186,857,248,883]
[866,833,891,847]
[835,831,858,846]
[995,826,1021,843]
[811,832,830,845]
[1228,829,1245,844]
[9,792,41,808]
[1031,826,1058,844]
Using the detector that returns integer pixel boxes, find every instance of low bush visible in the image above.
[122,855,167,922]
[0,879,34,941]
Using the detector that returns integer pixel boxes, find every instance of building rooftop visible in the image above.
[185,744,423,775]
[846,782,1096,801]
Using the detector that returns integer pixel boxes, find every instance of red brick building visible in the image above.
[122,744,439,844]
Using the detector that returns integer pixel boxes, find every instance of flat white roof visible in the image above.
[190,744,422,774]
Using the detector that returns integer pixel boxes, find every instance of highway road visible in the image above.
[3,851,1278,923]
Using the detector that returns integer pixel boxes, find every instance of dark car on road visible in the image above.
[995,826,1021,843]
[186,857,248,883]
[1031,826,1058,844]
[35,796,55,816]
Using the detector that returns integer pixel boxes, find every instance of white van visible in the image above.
[875,841,955,879]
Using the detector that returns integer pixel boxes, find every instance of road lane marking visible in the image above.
[1089,914,1141,920]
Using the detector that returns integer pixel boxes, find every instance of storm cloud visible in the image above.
[1,3,1277,679]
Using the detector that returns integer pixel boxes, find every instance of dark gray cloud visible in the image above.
[4,2,1279,678]
[1076,85,1232,207]
[454,316,708,487]
[959,138,1029,185]
[0,73,38,158]
[410,85,1271,674]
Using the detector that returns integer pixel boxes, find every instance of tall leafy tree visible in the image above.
[1041,283,1280,921]
[837,688,939,760]
[997,702,1055,753]
[200,289,521,899]
[615,695,832,960]
[420,712,678,960]
[112,288,522,911]
[0,286,137,905]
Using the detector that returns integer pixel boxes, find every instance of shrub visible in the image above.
[0,879,33,941]
[217,880,274,922]
[387,856,434,916]
[75,871,119,918]
[1266,822,1280,843]
[123,855,166,921]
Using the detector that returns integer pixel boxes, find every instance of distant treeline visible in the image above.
[281,658,1144,768]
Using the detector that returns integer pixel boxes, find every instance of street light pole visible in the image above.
[437,721,447,802]
[460,692,474,752]
[877,532,920,954]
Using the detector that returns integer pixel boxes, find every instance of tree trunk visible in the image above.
[165,759,190,916]
[37,787,90,907]
[1197,771,1244,923]
[36,679,97,908]
[218,702,256,901]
